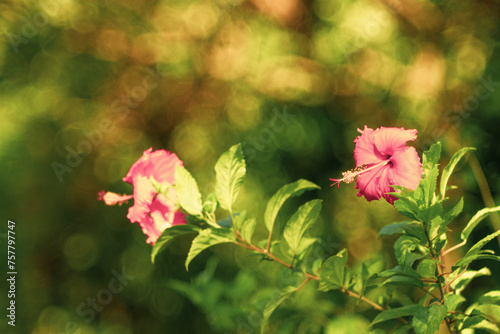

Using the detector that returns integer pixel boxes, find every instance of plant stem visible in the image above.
[233,235,386,313]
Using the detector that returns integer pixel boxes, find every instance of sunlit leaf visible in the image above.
[283,199,322,255]
[175,165,203,216]
[461,206,500,242]
[264,179,320,233]
[185,228,235,270]
[151,225,201,263]
[439,147,475,198]
[394,235,421,266]
[215,143,246,211]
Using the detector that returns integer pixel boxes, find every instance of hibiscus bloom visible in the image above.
[331,126,422,204]
[99,148,186,245]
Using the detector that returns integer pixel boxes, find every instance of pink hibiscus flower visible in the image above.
[99,148,186,245]
[331,126,422,204]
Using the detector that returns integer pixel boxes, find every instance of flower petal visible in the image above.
[389,146,422,191]
[127,175,156,224]
[355,164,392,202]
[354,125,387,166]
[123,148,183,185]
[373,127,418,157]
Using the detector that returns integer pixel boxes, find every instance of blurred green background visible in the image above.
[1,0,500,333]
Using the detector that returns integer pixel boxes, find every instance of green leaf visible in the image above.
[461,206,500,242]
[420,165,439,207]
[378,221,426,243]
[430,197,464,239]
[394,196,420,221]
[319,249,348,291]
[463,316,500,333]
[412,304,448,334]
[393,325,413,334]
[370,305,421,327]
[264,179,320,233]
[422,142,441,175]
[418,201,442,222]
[283,200,322,255]
[417,259,437,278]
[450,267,491,294]
[261,286,296,334]
[240,218,256,243]
[175,166,203,216]
[467,229,500,256]
[478,291,500,305]
[453,253,500,269]
[439,147,475,198]
[325,315,370,334]
[472,304,500,324]
[444,294,466,312]
[215,144,246,211]
[185,228,236,270]
[202,192,218,214]
[151,225,201,263]
[394,235,421,266]
[295,237,318,262]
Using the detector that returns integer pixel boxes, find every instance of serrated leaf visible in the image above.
[422,142,441,175]
[215,144,246,211]
[417,259,437,277]
[185,228,235,270]
[440,147,475,198]
[418,201,442,223]
[412,304,448,334]
[233,211,247,231]
[370,305,421,327]
[175,166,203,216]
[450,267,491,294]
[151,225,201,263]
[283,200,322,255]
[394,235,421,266]
[264,179,320,233]
[461,206,500,242]
[261,286,296,334]
[319,249,348,291]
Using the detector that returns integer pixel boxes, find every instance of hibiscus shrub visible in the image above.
[100,127,500,334]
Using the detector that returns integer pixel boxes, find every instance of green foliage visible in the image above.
[370,305,421,326]
[283,199,322,257]
[175,165,203,216]
[151,224,201,263]
[185,228,236,270]
[319,249,349,291]
[215,143,246,211]
[260,286,297,334]
[439,147,475,198]
[264,179,320,233]
[412,304,448,334]
[148,142,500,333]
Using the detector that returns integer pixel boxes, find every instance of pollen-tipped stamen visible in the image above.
[330,161,389,187]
